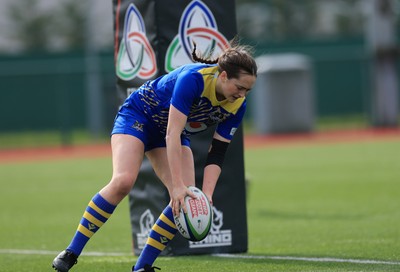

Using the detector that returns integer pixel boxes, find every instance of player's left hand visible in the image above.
[172,185,197,216]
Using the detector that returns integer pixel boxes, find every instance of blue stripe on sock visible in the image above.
[92,193,116,214]
[155,219,177,235]
[79,217,99,232]
[134,245,160,271]
[67,232,89,256]
[86,206,108,223]
[148,228,167,242]
[135,206,175,270]
[66,193,115,257]
[162,205,173,219]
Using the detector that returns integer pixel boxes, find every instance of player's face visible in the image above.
[218,72,256,103]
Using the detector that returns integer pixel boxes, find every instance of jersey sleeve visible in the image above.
[171,70,204,116]
[216,100,247,140]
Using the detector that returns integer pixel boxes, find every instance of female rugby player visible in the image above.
[52,42,257,272]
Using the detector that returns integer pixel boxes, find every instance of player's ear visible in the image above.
[219,71,228,83]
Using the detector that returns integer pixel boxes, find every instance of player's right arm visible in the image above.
[166,105,195,216]
[167,68,204,215]
[167,69,202,216]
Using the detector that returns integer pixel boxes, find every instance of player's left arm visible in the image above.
[202,102,246,204]
[202,132,230,205]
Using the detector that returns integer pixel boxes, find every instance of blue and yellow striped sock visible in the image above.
[67,193,116,256]
[134,205,177,270]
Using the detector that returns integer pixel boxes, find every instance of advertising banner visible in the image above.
[112,0,248,255]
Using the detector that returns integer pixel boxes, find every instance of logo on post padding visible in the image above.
[189,206,232,248]
[116,4,157,81]
[165,0,230,72]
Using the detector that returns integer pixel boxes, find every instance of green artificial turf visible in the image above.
[0,139,399,271]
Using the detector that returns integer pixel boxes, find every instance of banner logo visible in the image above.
[165,0,230,72]
[116,4,157,81]
[189,206,232,248]
[137,209,155,249]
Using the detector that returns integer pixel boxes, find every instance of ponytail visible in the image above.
[191,42,219,64]
[191,40,258,79]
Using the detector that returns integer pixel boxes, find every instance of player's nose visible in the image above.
[238,90,246,97]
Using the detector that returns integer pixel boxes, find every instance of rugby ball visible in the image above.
[173,186,213,241]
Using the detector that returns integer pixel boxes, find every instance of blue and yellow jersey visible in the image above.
[127,63,246,140]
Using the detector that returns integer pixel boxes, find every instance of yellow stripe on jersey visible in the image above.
[152,224,175,240]
[83,211,104,228]
[160,213,177,229]
[88,200,112,219]
[78,224,94,238]
[198,66,245,114]
[218,97,245,114]
[147,237,166,251]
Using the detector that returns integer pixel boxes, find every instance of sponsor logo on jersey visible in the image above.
[209,108,230,123]
[184,122,208,134]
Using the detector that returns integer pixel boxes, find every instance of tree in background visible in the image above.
[53,0,86,50]
[235,0,384,41]
[5,0,398,51]
[6,0,86,52]
[7,0,53,51]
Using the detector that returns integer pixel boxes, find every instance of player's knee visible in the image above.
[110,172,136,196]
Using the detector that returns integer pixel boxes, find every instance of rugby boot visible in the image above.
[132,264,161,272]
[52,249,78,272]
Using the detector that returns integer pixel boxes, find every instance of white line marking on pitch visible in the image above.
[213,253,400,266]
[1,249,399,266]
[0,249,126,256]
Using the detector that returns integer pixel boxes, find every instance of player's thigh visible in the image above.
[146,145,195,189]
[181,146,195,187]
[146,147,172,190]
[111,134,145,182]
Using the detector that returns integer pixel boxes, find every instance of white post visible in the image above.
[365,0,399,127]
[85,0,104,138]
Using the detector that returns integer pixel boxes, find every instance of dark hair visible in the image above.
[192,41,258,79]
